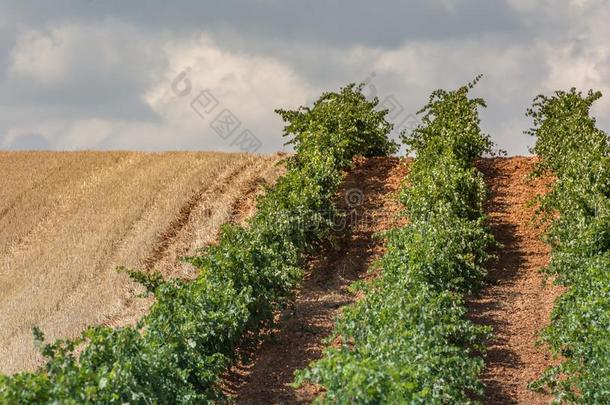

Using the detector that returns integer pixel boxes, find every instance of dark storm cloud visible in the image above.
[1,0,523,48]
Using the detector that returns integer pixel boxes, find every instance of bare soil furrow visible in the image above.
[224,157,409,404]
[468,157,561,404]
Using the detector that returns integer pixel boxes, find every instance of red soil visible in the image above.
[223,156,409,404]
[223,156,561,404]
[469,157,562,404]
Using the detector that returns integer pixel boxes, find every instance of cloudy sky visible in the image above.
[0,0,608,154]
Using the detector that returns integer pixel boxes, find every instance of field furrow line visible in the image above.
[224,156,408,404]
[468,157,562,404]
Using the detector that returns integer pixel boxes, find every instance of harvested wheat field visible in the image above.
[0,151,283,374]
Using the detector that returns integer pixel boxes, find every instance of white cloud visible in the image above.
[10,29,66,83]
[1,1,609,154]
[4,119,112,150]
[10,21,157,84]
[145,34,315,141]
[539,2,610,118]
[4,30,317,152]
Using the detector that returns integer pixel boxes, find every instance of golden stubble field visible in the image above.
[0,151,283,374]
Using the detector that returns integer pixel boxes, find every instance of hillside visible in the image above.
[0,151,283,374]
[223,157,561,404]
[1,83,606,404]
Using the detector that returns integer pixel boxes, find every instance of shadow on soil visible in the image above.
[223,157,402,404]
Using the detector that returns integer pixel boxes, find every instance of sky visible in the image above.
[0,0,608,155]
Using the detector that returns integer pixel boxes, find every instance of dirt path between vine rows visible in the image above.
[469,157,562,404]
[223,156,409,404]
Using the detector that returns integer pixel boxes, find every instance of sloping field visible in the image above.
[0,151,283,374]
[226,157,409,403]
[225,157,560,404]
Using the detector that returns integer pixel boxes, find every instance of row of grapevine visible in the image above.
[527,89,610,403]
[295,77,497,403]
[0,84,397,403]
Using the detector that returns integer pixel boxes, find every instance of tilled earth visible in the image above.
[226,156,562,405]
[224,156,410,404]
[468,157,562,404]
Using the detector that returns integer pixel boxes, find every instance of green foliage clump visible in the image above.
[527,88,610,404]
[0,83,394,404]
[296,78,496,404]
[528,89,608,177]
[403,75,492,166]
[297,286,488,404]
[276,83,398,169]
